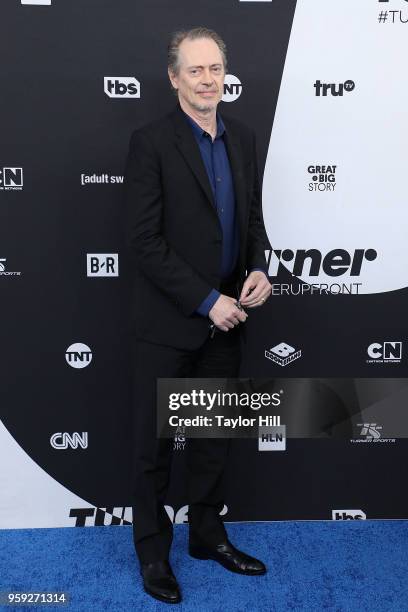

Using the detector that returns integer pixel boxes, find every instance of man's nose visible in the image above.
[201,68,213,85]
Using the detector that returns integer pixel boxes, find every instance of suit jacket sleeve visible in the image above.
[245,130,271,272]
[124,128,214,317]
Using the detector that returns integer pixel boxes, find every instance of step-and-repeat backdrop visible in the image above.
[1,0,407,529]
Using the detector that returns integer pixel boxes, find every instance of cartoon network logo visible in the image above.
[367,342,402,364]
[50,432,88,449]
[0,167,23,190]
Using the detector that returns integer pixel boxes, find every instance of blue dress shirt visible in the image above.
[183,111,267,317]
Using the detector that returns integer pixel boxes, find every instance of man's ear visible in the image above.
[168,69,177,90]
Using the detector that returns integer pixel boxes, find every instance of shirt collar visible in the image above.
[182,109,226,141]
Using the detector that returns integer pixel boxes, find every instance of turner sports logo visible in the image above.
[265,248,378,295]
[350,422,395,444]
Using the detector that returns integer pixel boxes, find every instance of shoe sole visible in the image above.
[189,548,266,575]
[143,586,182,604]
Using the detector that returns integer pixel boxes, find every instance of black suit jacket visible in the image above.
[124,103,270,350]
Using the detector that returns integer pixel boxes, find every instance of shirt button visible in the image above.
[216,177,221,182]
[221,208,224,212]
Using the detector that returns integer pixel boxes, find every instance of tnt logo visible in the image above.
[258,425,286,451]
[87,254,118,277]
[367,342,402,363]
[104,77,140,98]
[314,79,355,97]
[50,432,88,449]
[65,343,93,369]
[265,342,301,367]
[222,74,242,102]
[332,509,366,520]
[164,504,228,524]
[0,167,23,190]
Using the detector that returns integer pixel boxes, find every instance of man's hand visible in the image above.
[239,271,272,308]
[209,294,248,332]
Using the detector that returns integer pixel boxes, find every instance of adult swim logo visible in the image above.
[0,167,23,190]
[308,165,337,192]
[222,75,242,102]
[104,77,140,99]
[366,341,402,364]
[265,342,301,367]
[314,80,355,97]
[265,248,378,295]
[0,259,22,277]
[65,343,93,369]
[81,173,123,185]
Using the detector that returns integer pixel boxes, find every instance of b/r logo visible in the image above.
[87,254,119,277]
[104,77,140,98]
[314,79,355,97]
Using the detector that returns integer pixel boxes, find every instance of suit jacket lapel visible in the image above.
[171,105,216,210]
[222,119,247,247]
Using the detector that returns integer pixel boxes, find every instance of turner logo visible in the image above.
[314,80,355,97]
[65,343,93,368]
[50,432,88,449]
[265,342,301,367]
[69,507,132,526]
[164,504,228,524]
[332,510,366,520]
[266,248,377,296]
[222,74,242,102]
[367,341,402,364]
[0,167,23,190]
[308,164,337,192]
[87,254,119,277]
[104,77,140,99]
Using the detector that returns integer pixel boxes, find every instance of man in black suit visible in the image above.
[124,27,272,603]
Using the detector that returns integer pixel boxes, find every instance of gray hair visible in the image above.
[167,27,228,82]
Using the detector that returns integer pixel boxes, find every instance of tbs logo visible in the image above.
[332,509,366,520]
[0,167,23,190]
[104,77,140,98]
[314,79,355,97]
[87,254,118,277]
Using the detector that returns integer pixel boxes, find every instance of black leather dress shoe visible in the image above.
[140,560,181,604]
[189,537,266,575]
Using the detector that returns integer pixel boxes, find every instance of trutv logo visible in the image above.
[104,77,140,98]
[314,79,355,97]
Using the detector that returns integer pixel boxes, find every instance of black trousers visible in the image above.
[130,315,241,564]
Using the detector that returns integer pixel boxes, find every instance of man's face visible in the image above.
[168,37,225,113]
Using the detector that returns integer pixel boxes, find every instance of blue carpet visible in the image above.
[1,521,407,611]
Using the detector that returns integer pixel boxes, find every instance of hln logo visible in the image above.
[87,254,119,277]
[50,432,88,449]
[65,343,93,369]
[332,509,366,520]
[258,425,286,451]
[104,77,140,98]
[0,167,23,190]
